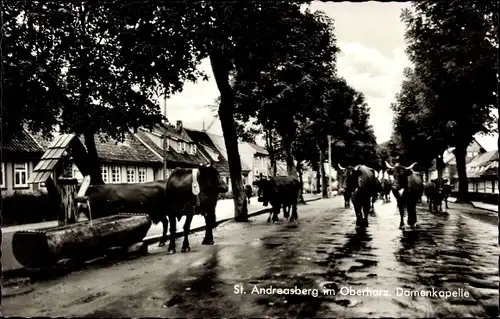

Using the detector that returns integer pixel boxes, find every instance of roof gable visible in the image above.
[2,128,46,155]
[184,128,231,173]
[77,133,161,164]
[136,130,209,166]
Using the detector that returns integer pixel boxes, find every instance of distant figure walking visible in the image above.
[245,185,253,204]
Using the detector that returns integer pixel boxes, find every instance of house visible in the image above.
[1,127,51,195]
[203,132,252,187]
[460,150,499,194]
[184,128,231,181]
[135,120,211,177]
[71,133,164,184]
[428,138,486,182]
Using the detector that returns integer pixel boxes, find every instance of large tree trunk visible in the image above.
[265,129,277,177]
[282,134,297,176]
[336,168,343,190]
[453,144,469,202]
[83,132,104,185]
[210,49,248,222]
[296,161,305,204]
[315,169,321,194]
[436,155,445,180]
[319,148,328,198]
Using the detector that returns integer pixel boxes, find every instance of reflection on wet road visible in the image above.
[2,197,498,317]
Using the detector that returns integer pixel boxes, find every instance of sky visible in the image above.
[160,1,498,151]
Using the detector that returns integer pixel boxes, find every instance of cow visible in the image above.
[164,164,228,254]
[76,180,169,246]
[253,176,300,223]
[424,179,442,212]
[245,185,253,204]
[442,180,452,209]
[342,188,352,208]
[338,164,378,227]
[380,177,393,202]
[385,161,424,229]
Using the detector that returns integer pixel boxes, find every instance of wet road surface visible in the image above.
[1,196,498,317]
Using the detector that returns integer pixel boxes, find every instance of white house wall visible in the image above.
[1,160,42,196]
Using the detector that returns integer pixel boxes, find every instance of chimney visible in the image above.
[176,120,183,132]
[202,121,205,131]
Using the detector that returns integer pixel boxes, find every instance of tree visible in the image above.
[391,66,447,178]
[401,1,498,200]
[3,2,204,184]
[230,8,339,178]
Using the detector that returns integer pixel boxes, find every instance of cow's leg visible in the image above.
[181,214,193,252]
[267,211,272,223]
[283,203,290,219]
[202,211,215,245]
[445,196,449,209]
[290,202,298,222]
[408,201,417,227]
[158,216,169,247]
[167,215,177,254]
[362,198,370,227]
[272,204,280,223]
[397,200,405,229]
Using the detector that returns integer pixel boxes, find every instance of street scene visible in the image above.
[2,1,498,318]
[2,197,498,317]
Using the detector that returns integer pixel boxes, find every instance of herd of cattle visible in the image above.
[75,161,452,256]
[339,162,452,229]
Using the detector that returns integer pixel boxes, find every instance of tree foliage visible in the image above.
[2,1,205,183]
[398,1,498,199]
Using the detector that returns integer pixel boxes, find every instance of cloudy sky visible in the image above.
[161,1,498,151]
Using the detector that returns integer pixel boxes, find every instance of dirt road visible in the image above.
[1,197,498,317]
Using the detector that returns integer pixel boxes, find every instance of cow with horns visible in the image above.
[338,164,378,227]
[385,161,424,229]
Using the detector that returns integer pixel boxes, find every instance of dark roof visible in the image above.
[481,161,498,177]
[153,123,193,143]
[78,133,161,165]
[184,128,231,174]
[1,128,46,155]
[136,130,209,167]
[247,143,268,156]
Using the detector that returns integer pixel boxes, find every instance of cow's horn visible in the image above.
[338,164,345,170]
[406,162,417,170]
[385,161,394,169]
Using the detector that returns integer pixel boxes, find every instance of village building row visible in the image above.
[1,121,287,196]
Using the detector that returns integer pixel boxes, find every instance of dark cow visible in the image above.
[380,177,393,202]
[385,161,424,229]
[339,164,378,227]
[442,180,452,209]
[342,188,352,208]
[165,164,228,254]
[245,185,253,204]
[424,179,442,212]
[253,176,300,223]
[77,180,169,246]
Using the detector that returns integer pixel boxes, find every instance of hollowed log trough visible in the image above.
[12,213,152,269]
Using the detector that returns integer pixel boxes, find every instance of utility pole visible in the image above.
[327,135,332,197]
[163,93,168,180]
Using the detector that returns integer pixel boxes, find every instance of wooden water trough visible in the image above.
[12,213,152,269]
[14,134,152,269]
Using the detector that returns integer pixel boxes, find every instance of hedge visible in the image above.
[1,191,58,227]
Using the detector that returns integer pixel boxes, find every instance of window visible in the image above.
[127,166,136,183]
[178,142,182,152]
[182,142,187,153]
[1,162,5,188]
[100,165,109,183]
[14,162,28,188]
[111,166,121,183]
[138,167,146,183]
[192,144,197,154]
